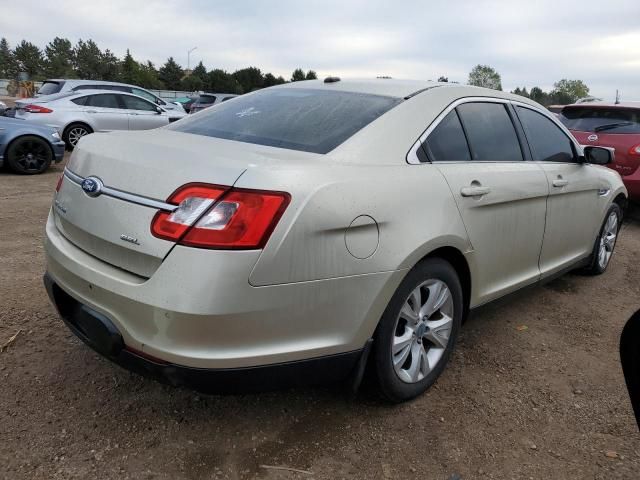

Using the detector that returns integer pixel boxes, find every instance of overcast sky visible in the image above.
[1,0,639,100]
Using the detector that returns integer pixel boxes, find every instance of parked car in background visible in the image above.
[172,96,197,113]
[0,116,65,174]
[15,90,186,149]
[559,103,640,200]
[189,93,238,113]
[34,79,184,112]
[44,80,625,402]
[0,100,7,116]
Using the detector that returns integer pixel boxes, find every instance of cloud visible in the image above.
[1,0,638,100]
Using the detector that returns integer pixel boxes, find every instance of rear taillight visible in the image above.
[151,184,290,249]
[24,104,53,113]
[629,144,640,156]
[55,175,63,192]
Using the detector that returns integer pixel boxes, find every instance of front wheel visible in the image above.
[63,123,92,150]
[373,258,463,403]
[6,135,53,174]
[584,203,622,275]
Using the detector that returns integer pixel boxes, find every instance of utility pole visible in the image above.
[615,89,620,105]
[187,46,198,71]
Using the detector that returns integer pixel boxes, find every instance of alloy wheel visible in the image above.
[392,279,454,383]
[12,139,50,173]
[67,126,89,146]
[598,211,618,270]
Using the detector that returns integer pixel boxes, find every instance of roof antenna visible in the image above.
[615,89,621,105]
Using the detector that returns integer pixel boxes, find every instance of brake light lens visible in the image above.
[55,174,63,192]
[23,104,53,113]
[151,184,290,249]
[629,144,640,156]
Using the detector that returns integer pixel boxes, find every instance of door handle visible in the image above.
[460,186,491,197]
[129,112,139,116]
[86,110,97,113]
[553,179,569,187]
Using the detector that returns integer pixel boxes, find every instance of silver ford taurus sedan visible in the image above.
[43,79,626,402]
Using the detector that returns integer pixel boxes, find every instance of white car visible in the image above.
[43,79,626,402]
[35,79,184,112]
[15,90,186,149]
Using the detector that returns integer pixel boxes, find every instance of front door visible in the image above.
[82,93,129,132]
[119,94,168,131]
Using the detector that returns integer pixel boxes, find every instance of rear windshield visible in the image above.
[559,106,640,134]
[38,81,64,95]
[195,95,216,105]
[168,88,401,153]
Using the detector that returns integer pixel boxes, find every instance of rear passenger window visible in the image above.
[423,110,470,161]
[516,107,575,163]
[71,96,88,106]
[457,102,523,161]
[85,94,122,109]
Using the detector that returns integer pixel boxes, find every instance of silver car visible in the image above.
[43,79,626,402]
[35,79,184,112]
[15,90,186,149]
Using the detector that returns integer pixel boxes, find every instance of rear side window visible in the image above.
[38,81,63,95]
[517,107,575,163]
[559,107,640,134]
[121,95,157,112]
[84,94,122,109]
[423,110,471,161]
[168,88,401,154]
[196,95,216,105]
[457,102,523,161]
[71,96,88,106]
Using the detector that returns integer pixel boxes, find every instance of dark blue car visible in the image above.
[0,117,66,174]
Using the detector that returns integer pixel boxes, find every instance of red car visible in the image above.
[559,103,640,200]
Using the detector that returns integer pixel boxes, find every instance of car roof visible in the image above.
[34,89,155,102]
[44,78,148,89]
[562,102,640,109]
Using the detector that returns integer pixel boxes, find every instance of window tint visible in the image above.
[221,96,235,102]
[168,88,401,154]
[71,96,88,106]
[196,95,216,105]
[423,110,470,161]
[38,81,63,95]
[559,107,640,134]
[121,95,157,112]
[132,88,159,104]
[517,107,575,163]
[85,94,122,109]
[457,102,523,161]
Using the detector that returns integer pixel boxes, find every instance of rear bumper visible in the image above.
[44,272,363,392]
[44,210,403,371]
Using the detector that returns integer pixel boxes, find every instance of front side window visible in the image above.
[168,88,401,154]
[423,110,471,161]
[121,95,157,112]
[517,107,575,163]
[559,107,640,134]
[84,94,122,109]
[132,88,160,104]
[457,102,523,161]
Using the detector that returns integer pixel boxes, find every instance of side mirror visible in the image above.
[582,145,614,165]
[155,106,164,114]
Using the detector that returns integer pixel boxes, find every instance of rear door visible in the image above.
[119,94,168,130]
[423,99,549,304]
[515,104,605,275]
[82,93,129,132]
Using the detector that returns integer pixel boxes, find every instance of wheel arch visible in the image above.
[5,133,56,160]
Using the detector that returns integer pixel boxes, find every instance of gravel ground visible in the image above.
[1,158,639,480]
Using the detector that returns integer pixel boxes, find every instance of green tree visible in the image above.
[552,79,589,103]
[263,72,286,87]
[191,61,207,83]
[233,67,263,92]
[181,75,203,92]
[73,39,104,79]
[291,68,306,82]
[137,61,163,89]
[100,49,120,81]
[44,37,75,78]
[529,86,547,105]
[159,57,184,90]
[437,76,449,82]
[13,40,43,79]
[305,70,317,80]
[467,64,502,91]
[207,69,242,93]
[120,49,140,84]
[0,38,17,78]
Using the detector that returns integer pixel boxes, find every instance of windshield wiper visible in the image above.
[594,122,634,132]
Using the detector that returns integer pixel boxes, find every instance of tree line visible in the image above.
[0,37,317,94]
[465,64,591,105]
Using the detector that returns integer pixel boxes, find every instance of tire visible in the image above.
[373,258,463,403]
[6,135,53,174]
[583,203,622,275]
[62,123,92,150]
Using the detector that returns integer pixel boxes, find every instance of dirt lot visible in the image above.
[1,158,639,480]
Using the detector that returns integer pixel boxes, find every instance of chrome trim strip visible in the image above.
[406,96,583,165]
[63,168,177,212]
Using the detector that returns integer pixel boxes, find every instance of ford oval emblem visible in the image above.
[588,134,598,142]
[81,177,103,197]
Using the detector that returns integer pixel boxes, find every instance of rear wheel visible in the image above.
[6,135,53,174]
[373,258,463,403]
[63,123,92,150]
[584,203,622,275]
